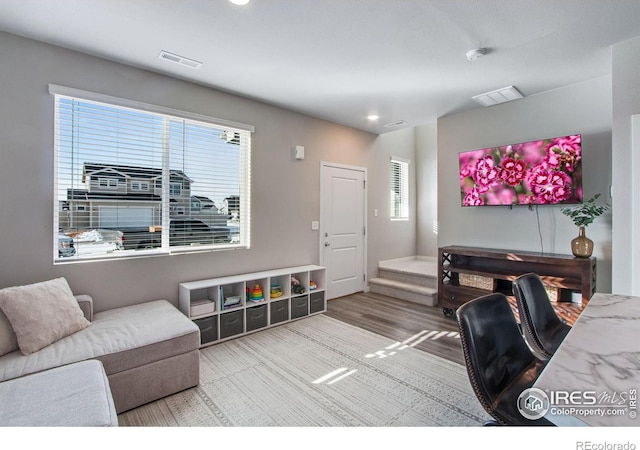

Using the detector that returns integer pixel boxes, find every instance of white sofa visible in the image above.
[0,279,200,418]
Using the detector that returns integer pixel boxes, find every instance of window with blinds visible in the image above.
[390,157,409,220]
[52,86,252,262]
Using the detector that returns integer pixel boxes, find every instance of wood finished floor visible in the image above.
[325,290,585,368]
[324,291,465,366]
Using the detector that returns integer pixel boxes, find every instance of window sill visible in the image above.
[54,244,249,264]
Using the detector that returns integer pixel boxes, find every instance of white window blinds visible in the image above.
[52,86,252,262]
[390,157,409,220]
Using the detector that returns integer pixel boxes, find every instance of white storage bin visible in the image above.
[190,298,215,316]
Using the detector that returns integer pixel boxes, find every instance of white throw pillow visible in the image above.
[0,308,18,356]
[0,278,90,355]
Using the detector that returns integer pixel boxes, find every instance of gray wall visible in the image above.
[435,77,613,293]
[0,32,415,311]
[416,122,438,257]
[612,36,640,295]
[365,127,418,263]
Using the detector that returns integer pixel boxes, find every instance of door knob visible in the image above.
[324,242,331,247]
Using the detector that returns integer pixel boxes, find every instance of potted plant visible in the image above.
[561,193,610,257]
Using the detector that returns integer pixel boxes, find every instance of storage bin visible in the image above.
[291,295,309,319]
[270,299,289,325]
[545,285,559,302]
[309,291,325,314]
[220,310,244,339]
[193,315,218,345]
[190,298,215,316]
[246,304,268,332]
[458,273,496,291]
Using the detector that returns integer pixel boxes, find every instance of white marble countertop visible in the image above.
[533,293,640,426]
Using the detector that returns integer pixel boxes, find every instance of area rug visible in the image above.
[118,314,491,426]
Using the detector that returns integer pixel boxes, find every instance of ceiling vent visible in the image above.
[384,120,407,128]
[158,50,202,69]
[472,86,523,107]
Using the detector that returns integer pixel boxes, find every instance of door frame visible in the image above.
[319,161,368,299]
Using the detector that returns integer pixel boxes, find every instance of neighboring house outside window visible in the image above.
[52,85,253,262]
[390,157,409,220]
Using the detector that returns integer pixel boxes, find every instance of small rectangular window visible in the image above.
[169,182,182,197]
[390,157,409,220]
[131,181,149,191]
[98,178,118,189]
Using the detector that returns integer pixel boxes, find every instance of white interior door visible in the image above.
[320,163,366,299]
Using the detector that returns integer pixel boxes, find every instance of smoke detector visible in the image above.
[466,48,486,61]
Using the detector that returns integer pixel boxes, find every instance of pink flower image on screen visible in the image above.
[458,134,582,206]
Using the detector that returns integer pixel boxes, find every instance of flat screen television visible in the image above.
[458,134,582,206]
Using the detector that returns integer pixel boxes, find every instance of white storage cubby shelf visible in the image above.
[178,265,326,347]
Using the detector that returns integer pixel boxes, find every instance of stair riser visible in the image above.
[370,283,438,307]
[378,268,438,289]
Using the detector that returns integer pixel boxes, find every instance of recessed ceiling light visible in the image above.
[367,115,380,121]
[229,0,250,5]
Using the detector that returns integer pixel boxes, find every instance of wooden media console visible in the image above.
[438,245,596,323]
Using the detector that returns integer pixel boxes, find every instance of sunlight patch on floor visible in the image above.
[313,367,358,385]
[312,329,460,385]
[365,329,460,359]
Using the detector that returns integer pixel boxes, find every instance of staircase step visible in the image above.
[378,268,437,289]
[377,256,438,289]
[369,277,438,307]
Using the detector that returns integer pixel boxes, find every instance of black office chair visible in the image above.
[456,293,553,426]
[512,273,572,361]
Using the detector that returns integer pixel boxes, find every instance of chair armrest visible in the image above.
[75,294,93,322]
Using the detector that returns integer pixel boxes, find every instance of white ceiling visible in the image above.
[2,0,640,134]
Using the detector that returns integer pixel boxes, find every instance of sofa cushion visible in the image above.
[0,299,199,383]
[0,295,92,357]
[0,360,117,426]
[0,278,90,355]
[0,309,18,357]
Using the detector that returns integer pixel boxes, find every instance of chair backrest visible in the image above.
[456,292,538,423]
[512,272,564,359]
